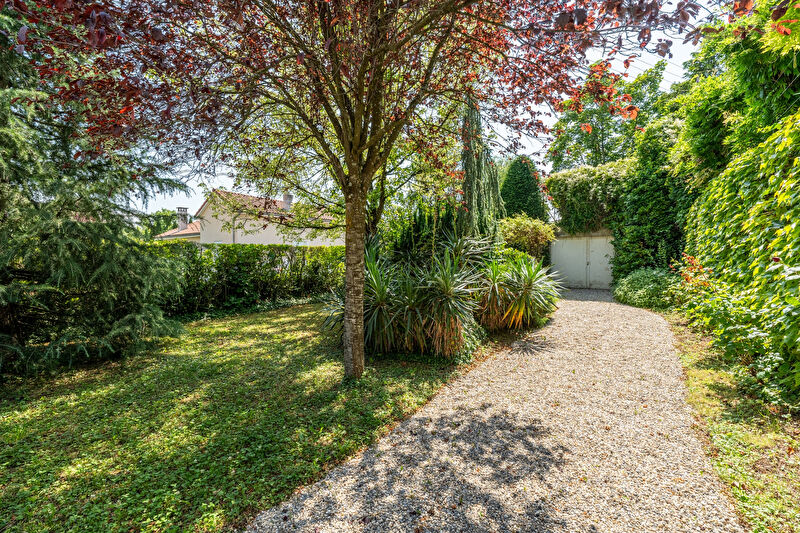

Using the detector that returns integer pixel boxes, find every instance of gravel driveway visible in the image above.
[246,290,745,532]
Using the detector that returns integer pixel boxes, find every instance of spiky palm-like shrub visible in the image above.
[504,256,560,329]
[421,251,480,358]
[477,260,509,331]
[363,256,396,354]
[392,270,427,353]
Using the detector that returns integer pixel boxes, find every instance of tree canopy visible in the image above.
[10,0,724,377]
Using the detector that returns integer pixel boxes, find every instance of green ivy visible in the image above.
[611,118,695,280]
[545,158,634,235]
[685,109,800,397]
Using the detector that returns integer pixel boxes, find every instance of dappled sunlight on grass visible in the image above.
[0,304,465,532]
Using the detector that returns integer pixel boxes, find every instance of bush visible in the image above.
[498,214,555,259]
[611,118,694,280]
[683,109,800,404]
[323,240,561,360]
[500,156,548,221]
[545,159,634,235]
[149,242,345,315]
[613,268,679,310]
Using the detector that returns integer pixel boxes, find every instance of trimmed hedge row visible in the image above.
[149,242,344,316]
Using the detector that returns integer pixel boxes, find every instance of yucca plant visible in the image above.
[421,250,480,358]
[392,269,427,353]
[440,231,493,268]
[477,260,509,331]
[504,256,560,329]
[363,255,396,354]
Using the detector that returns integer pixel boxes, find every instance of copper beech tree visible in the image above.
[12,0,719,377]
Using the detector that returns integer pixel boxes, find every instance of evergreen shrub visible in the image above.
[150,242,345,316]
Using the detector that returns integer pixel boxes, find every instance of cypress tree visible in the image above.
[500,156,548,221]
[457,99,505,238]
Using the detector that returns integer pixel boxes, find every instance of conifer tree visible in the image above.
[0,10,185,372]
[457,100,505,238]
[501,156,548,221]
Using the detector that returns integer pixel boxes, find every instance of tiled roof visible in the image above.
[202,189,289,217]
[155,220,202,239]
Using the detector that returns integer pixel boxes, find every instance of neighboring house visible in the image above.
[155,189,343,246]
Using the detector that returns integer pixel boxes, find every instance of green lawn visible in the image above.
[667,314,800,533]
[0,304,466,532]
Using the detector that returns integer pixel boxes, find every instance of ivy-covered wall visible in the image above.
[545,158,634,235]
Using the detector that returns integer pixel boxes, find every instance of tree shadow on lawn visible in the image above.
[255,404,571,532]
[0,304,464,532]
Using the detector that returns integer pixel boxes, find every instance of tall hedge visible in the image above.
[611,118,694,279]
[545,158,634,235]
[500,156,547,221]
[685,110,800,393]
[149,242,345,316]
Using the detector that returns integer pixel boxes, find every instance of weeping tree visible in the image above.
[457,99,505,238]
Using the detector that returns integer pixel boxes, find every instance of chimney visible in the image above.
[177,207,189,230]
[282,191,294,209]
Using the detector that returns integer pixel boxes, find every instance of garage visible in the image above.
[549,228,614,289]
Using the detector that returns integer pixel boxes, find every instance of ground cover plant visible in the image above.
[667,314,800,533]
[613,268,679,310]
[0,304,474,532]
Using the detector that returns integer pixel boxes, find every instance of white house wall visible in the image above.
[195,208,344,246]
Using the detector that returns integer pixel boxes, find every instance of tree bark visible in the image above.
[343,190,367,378]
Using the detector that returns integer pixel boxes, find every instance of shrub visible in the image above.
[611,118,694,280]
[503,256,560,329]
[498,214,555,259]
[545,159,634,235]
[149,242,345,315]
[500,156,548,221]
[613,268,679,310]
[421,250,481,358]
[322,240,561,359]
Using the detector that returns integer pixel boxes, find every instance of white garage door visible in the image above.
[550,233,614,289]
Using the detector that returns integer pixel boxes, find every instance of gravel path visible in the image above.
[246,290,745,533]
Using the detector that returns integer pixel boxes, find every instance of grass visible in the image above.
[0,303,475,532]
[666,313,800,533]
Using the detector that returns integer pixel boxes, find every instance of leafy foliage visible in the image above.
[149,242,345,316]
[611,118,694,280]
[545,158,634,235]
[547,61,666,171]
[500,156,547,221]
[613,268,679,310]
[498,214,555,259]
[323,238,559,359]
[683,109,800,403]
[0,10,185,374]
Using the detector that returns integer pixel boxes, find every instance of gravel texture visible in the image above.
[246,290,745,532]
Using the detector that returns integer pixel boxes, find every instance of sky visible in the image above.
[142,29,701,216]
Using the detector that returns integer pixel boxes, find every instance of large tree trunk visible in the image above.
[342,191,367,378]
